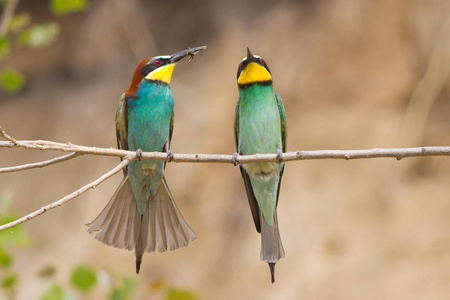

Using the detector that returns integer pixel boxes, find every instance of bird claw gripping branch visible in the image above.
[166,149,174,162]
[136,149,143,161]
[232,152,240,166]
[276,149,283,164]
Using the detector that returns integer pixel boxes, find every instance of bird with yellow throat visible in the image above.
[88,46,206,273]
[234,48,287,283]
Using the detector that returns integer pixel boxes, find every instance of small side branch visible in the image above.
[0,126,17,144]
[0,158,131,232]
[0,0,19,36]
[0,152,80,173]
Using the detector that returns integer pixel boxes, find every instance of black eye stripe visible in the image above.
[141,58,171,77]
[141,64,158,77]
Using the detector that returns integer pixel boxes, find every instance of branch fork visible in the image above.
[1,126,450,232]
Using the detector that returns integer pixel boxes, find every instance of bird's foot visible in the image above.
[232,152,240,166]
[166,149,174,163]
[135,149,143,161]
[276,149,283,164]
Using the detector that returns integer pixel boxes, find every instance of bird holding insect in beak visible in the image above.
[234,48,287,283]
[87,46,207,273]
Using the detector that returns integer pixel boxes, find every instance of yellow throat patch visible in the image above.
[238,62,272,85]
[145,64,175,84]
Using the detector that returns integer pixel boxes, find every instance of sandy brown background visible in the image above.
[1,0,450,299]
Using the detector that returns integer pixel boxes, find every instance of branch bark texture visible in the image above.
[1,126,450,232]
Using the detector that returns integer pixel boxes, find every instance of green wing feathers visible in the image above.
[275,94,287,152]
[239,166,261,233]
[169,113,174,147]
[116,94,129,175]
[115,94,128,151]
[235,98,262,232]
[234,99,240,151]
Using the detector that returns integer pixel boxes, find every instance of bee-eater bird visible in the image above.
[234,48,287,283]
[87,46,206,273]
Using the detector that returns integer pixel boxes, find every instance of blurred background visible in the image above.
[1,0,450,299]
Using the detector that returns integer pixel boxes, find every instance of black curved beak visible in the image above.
[169,46,207,63]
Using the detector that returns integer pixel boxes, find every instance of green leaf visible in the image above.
[109,289,124,300]
[50,0,88,16]
[108,278,135,300]
[41,284,64,300]
[70,265,97,292]
[2,273,18,290]
[0,248,12,268]
[0,36,10,60]
[9,13,31,32]
[120,278,135,295]
[165,289,198,300]
[0,213,31,246]
[17,22,59,48]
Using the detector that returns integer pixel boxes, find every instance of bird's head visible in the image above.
[237,48,272,87]
[125,46,206,97]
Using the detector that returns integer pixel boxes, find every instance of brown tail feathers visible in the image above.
[87,176,196,273]
[260,211,285,283]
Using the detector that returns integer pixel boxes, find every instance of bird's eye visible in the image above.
[239,63,244,70]
[260,59,266,65]
[154,59,162,66]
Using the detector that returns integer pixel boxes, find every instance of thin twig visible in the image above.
[0,152,80,173]
[0,126,17,144]
[400,16,450,146]
[0,0,19,36]
[0,158,131,232]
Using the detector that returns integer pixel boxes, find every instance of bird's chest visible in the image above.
[238,87,282,178]
[238,94,281,155]
[127,84,174,152]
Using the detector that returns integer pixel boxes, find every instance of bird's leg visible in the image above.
[136,149,143,161]
[276,149,283,164]
[164,141,174,163]
[232,152,240,166]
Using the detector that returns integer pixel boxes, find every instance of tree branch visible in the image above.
[1,126,450,231]
[0,126,17,144]
[0,152,80,173]
[1,138,450,164]
[0,158,131,232]
[0,0,19,36]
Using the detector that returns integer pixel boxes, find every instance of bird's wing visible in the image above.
[275,94,287,152]
[235,98,261,233]
[169,113,174,148]
[115,94,128,175]
[163,112,174,170]
[234,99,240,150]
[240,166,261,233]
[116,94,128,150]
[275,93,287,208]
